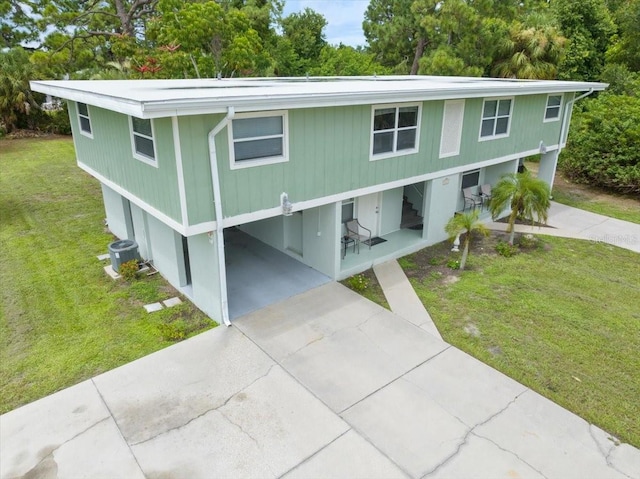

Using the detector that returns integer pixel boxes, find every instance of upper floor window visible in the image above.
[371,103,420,160]
[130,117,157,166]
[479,98,512,140]
[77,102,92,138]
[229,111,288,169]
[544,94,562,122]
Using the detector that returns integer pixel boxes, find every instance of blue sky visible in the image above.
[282,0,369,47]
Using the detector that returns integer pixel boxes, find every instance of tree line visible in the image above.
[1,0,638,193]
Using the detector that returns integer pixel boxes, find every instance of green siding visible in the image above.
[173,93,567,222]
[69,102,182,222]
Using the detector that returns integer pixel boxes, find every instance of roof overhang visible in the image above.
[30,76,608,119]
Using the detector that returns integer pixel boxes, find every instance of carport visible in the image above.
[224,227,331,319]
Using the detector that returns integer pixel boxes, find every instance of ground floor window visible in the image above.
[341,199,355,222]
[461,170,480,189]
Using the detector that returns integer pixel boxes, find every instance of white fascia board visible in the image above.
[31,79,608,119]
[30,81,146,117]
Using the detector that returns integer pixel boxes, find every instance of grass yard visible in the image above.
[526,161,640,224]
[0,137,216,414]
[399,233,640,448]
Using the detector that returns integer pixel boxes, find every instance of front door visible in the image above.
[357,193,380,237]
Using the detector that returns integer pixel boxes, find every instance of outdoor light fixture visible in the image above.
[539,141,547,154]
[281,192,293,216]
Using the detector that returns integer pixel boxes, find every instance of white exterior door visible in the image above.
[357,193,380,237]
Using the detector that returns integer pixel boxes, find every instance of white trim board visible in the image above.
[172,116,189,228]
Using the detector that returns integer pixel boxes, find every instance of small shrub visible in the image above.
[496,241,519,257]
[446,258,460,270]
[158,321,187,341]
[118,259,140,281]
[347,274,369,292]
[518,234,538,249]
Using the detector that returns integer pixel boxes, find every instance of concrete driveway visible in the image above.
[2,283,639,478]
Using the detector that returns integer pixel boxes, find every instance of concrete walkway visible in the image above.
[373,260,443,340]
[3,282,639,479]
[487,201,640,253]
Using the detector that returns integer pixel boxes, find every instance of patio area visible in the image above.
[339,228,425,279]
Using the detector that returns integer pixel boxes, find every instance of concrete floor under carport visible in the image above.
[224,227,331,320]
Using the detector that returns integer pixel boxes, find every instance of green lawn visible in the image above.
[399,235,640,448]
[0,137,216,414]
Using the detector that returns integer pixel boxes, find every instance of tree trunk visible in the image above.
[114,0,134,36]
[410,37,426,75]
[459,237,470,270]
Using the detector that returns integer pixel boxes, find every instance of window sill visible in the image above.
[230,156,288,170]
[369,148,418,161]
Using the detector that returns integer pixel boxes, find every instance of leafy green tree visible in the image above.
[309,45,391,76]
[363,0,423,74]
[1,0,38,48]
[281,7,327,75]
[0,48,39,133]
[560,94,640,195]
[147,0,271,77]
[489,171,551,245]
[444,210,490,271]
[606,0,640,71]
[554,0,616,81]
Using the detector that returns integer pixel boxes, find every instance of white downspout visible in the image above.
[557,89,595,156]
[208,107,235,326]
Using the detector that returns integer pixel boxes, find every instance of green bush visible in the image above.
[446,258,460,269]
[118,259,140,281]
[496,240,519,257]
[347,274,369,292]
[560,94,640,195]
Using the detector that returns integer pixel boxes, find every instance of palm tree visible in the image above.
[445,210,489,271]
[489,171,551,245]
[491,22,566,79]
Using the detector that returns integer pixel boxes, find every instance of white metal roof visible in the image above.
[30,75,608,119]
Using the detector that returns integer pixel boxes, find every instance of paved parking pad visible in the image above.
[3,282,639,478]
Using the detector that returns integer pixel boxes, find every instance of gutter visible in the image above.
[208,107,235,326]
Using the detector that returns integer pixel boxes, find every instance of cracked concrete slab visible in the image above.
[0,380,143,479]
[426,433,547,479]
[237,283,447,413]
[403,347,528,428]
[282,429,410,479]
[342,377,469,478]
[474,389,632,479]
[132,366,349,479]
[92,326,273,445]
[235,281,384,362]
[279,309,447,413]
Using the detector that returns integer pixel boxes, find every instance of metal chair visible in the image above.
[344,219,372,251]
[480,184,492,209]
[462,187,482,211]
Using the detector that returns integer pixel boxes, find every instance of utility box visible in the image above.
[108,239,140,273]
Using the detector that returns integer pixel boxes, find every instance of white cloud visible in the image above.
[282,0,369,47]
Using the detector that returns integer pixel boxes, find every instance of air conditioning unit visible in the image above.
[108,239,140,273]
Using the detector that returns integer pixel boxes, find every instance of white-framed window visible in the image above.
[371,103,421,160]
[479,98,513,140]
[544,94,563,122]
[129,117,157,167]
[77,102,93,138]
[229,111,288,169]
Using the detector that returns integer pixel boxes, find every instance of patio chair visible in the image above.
[344,219,372,251]
[462,187,482,211]
[480,184,492,209]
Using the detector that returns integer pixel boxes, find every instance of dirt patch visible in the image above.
[526,161,640,212]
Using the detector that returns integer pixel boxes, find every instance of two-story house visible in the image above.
[30,76,606,325]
